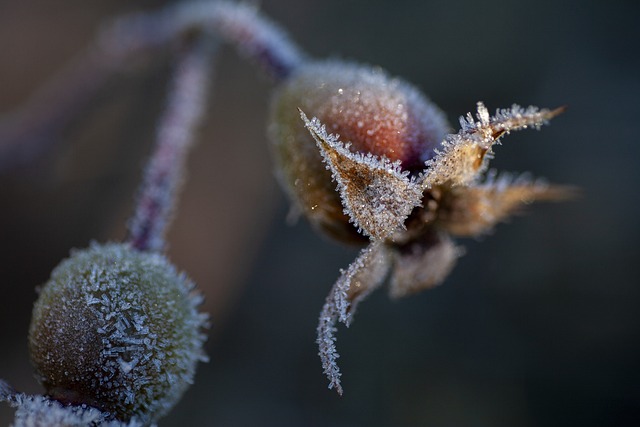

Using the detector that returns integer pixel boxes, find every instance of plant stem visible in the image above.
[127,35,217,252]
[0,1,306,171]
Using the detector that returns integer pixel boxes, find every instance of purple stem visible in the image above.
[127,35,216,252]
[0,1,306,172]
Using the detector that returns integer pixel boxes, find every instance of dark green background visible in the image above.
[1,1,638,426]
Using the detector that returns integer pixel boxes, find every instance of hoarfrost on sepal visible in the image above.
[437,169,572,237]
[421,102,565,189]
[316,243,391,395]
[300,110,423,241]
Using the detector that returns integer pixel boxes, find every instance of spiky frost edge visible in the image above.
[300,110,423,240]
[2,391,149,427]
[421,102,565,189]
[0,379,16,403]
[316,243,390,395]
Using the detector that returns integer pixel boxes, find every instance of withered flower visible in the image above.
[269,60,568,395]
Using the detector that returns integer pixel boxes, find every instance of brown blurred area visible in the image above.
[1,1,639,426]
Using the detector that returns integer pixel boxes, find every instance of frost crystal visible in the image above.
[4,393,147,427]
[301,110,423,241]
[0,379,15,402]
[422,103,566,189]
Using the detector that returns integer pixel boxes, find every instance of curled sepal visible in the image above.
[300,109,423,241]
[421,102,566,189]
[389,232,461,298]
[317,243,391,395]
[438,170,573,237]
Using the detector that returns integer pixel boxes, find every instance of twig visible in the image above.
[0,1,306,172]
[127,35,217,252]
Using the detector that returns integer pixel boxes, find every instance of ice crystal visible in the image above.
[301,110,423,241]
[4,392,148,427]
[28,243,208,423]
[0,380,15,403]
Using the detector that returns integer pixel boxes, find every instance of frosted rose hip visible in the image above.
[269,60,449,243]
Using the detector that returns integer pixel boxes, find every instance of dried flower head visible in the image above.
[269,60,568,394]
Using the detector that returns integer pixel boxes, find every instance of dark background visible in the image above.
[1,1,639,426]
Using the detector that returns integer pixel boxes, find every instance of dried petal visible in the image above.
[301,110,423,241]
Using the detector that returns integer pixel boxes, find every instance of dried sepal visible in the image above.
[438,170,572,236]
[389,232,461,298]
[300,110,423,241]
[421,102,566,189]
[316,243,391,395]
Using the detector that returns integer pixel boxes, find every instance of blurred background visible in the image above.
[0,0,638,426]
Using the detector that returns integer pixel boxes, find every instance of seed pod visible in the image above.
[28,243,207,424]
[269,60,449,243]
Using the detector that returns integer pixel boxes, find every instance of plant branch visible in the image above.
[127,35,217,252]
[0,1,306,172]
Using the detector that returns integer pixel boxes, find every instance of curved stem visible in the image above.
[0,1,306,171]
[127,35,217,252]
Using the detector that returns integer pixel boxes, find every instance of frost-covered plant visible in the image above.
[0,1,569,421]
[1,31,216,426]
[271,62,568,394]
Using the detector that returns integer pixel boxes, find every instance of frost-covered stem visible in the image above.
[106,1,305,80]
[317,290,344,396]
[127,35,216,253]
[169,1,306,80]
[316,244,389,395]
[0,1,305,171]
